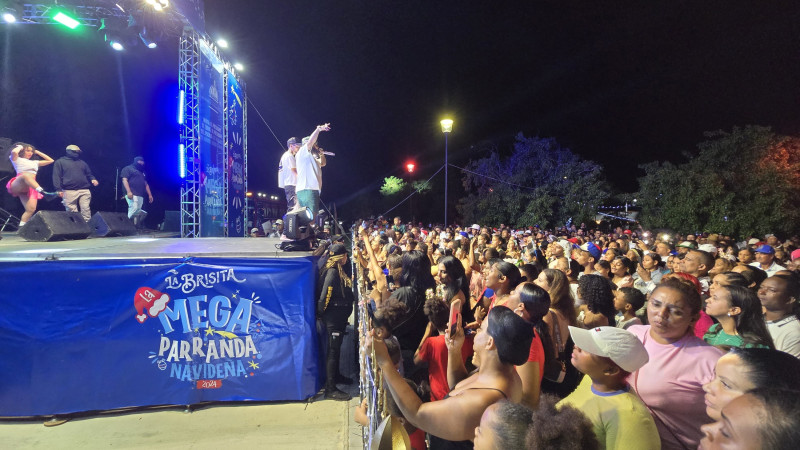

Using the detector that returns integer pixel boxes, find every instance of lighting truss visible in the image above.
[179,26,200,238]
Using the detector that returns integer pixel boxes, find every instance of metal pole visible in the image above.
[444,132,448,228]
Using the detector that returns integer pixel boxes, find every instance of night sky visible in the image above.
[2,1,799,225]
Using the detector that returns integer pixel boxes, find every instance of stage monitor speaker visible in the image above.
[160,210,180,232]
[19,211,92,242]
[90,211,137,237]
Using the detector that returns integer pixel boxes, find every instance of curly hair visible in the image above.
[526,394,600,449]
[578,274,616,326]
[373,297,409,332]
[423,295,450,330]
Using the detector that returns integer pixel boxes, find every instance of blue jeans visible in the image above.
[296,189,320,220]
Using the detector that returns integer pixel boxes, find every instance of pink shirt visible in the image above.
[627,325,723,450]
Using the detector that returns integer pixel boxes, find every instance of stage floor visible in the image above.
[0,232,310,261]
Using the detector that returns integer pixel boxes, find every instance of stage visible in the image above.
[0,233,303,261]
[0,234,322,418]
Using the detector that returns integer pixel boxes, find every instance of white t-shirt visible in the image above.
[278,150,296,188]
[10,155,39,175]
[749,261,787,277]
[766,315,800,358]
[295,144,322,192]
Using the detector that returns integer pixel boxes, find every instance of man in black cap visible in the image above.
[279,137,300,210]
[121,156,153,229]
[317,242,353,400]
[52,144,98,222]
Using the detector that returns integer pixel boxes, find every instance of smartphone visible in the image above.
[449,299,462,337]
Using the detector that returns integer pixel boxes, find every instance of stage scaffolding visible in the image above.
[179,27,201,238]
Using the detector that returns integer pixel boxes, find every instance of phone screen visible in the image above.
[449,299,462,336]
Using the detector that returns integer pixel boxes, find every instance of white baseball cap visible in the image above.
[568,326,649,373]
[698,243,718,255]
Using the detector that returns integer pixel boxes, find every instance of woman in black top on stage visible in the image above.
[317,243,354,401]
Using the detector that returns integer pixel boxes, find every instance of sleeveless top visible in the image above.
[428,388,508,450]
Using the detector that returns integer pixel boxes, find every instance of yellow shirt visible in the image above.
[558,376,661,450]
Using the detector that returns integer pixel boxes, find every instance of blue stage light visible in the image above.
[178,89,185,124]
[179,144,186,178]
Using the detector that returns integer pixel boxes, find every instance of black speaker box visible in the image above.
[90,211,137,237]
[160,210,180,232]
[19,211,92,242]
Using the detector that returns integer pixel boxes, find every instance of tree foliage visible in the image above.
[380,176,407,196]
[635,125,800,238]
[457,134,610,228]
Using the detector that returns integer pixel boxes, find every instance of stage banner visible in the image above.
[198,40,225,237]
[0,257,320,417]
[226,73,246,237]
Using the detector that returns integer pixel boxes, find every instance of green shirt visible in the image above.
[703,324,768,348]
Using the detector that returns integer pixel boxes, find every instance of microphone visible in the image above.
[322,151,335,156]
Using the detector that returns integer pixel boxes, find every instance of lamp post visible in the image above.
[440,119,453,227]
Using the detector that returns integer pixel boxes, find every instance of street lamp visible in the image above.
[440,119,453,227]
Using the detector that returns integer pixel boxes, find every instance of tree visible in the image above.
[457,134,610,228]
[635,126,800,238]
[380,176,407,196]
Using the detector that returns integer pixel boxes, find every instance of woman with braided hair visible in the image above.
[317,242,354,400]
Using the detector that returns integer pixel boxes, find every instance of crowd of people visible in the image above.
[350,216,800,449]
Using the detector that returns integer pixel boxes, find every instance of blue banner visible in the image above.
[0,257,320,416]
[198,41,225,237]
[227,73,245,237]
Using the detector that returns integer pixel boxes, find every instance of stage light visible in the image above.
[246,192,253,197]
[217,39,228,48]
[53,12,80,29]
[139,32,157,48]
[177,90,185,124]
[179,144,185,178]
[284,207,314,240]
[110,40,124,51]
[233,63,244,71]
[3,1,23,23]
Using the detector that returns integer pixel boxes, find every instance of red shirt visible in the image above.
[418,333,474,401]
[526,328,545,381]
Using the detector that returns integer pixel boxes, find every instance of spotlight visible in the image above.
[217,38,228,48]
[284,207,314,240]
[2,1,23,23]
[233,63,244,71]
[53,11,80,29]
[109,37,124,51]
[139,29,158,48]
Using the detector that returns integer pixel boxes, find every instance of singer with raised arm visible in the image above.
[295,123,330,222]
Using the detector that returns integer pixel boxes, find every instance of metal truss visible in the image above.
[16,2,186,29]
[179,27,200,238]
[222,71,229,236]
[242,89,248,235]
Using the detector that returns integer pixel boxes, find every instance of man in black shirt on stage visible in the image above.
[53,144,98,223]
[121,156,153,229]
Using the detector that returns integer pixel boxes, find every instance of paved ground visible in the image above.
[2,396,365,450]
